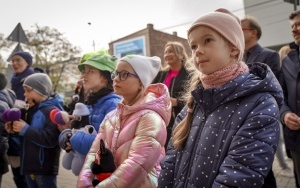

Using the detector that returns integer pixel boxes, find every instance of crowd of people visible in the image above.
[1,7,300,188]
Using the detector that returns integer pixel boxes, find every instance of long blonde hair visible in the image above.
[172,59,200,149]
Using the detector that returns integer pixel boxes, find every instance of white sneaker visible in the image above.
[279,168,294,178]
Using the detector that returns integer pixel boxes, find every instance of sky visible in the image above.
[0,0,245,57]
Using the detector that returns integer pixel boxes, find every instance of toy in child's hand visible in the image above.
[2,108,22,134]
[50,109,69,125]
[71,103,90,129]
[2,108,21,122]
[90,139,116,186]
[2,109,10,123]
[50,109,59,123]
[59,129,73,152]
[67,80,85,114]
[58,103,93,152]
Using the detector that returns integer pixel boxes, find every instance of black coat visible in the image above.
[279,42,300,151]
[152,67,190,147]
[245,43,281,79]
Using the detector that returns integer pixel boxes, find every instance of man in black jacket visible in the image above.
[279,10,300,188]
[242,15,281,188]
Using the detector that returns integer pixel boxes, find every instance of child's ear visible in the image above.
[230,48,239,57]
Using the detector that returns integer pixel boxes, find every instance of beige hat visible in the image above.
[187,8,245,61]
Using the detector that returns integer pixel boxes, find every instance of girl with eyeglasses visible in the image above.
[78,55,172,188]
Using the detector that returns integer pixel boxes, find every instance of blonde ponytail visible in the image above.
[172,64,200,149]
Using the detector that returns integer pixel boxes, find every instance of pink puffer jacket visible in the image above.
[77,83,172,188]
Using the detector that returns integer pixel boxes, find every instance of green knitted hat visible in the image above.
[78,54,117,72]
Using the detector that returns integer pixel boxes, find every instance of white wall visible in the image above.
[244,0,298,48]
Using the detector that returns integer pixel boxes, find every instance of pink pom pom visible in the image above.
[50,109,60,124]
[54,111,69,125]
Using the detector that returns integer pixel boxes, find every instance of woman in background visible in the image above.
[8,51,34,188]
[152,41,191,148]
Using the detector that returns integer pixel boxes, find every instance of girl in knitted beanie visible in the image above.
[158,8,283,188]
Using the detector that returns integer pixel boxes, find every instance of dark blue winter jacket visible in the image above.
[158,63,283,188]
[18,95,64,175]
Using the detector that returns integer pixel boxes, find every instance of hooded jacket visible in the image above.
[158,63,283,188]
[78,83,172,188]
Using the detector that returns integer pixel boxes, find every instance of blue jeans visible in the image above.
[25,174,57,188]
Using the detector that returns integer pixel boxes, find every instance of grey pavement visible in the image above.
[2,150,77,188]
[2,150,297,188]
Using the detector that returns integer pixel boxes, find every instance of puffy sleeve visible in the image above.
[97,112,166,188]
[213,94,280,187]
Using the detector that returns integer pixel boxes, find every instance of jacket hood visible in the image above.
[0,89,16,108]
[38,94,64,110]
[193,62,283,111]
[118,83,172,126]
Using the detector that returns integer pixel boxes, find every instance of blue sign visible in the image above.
[113,36,146,58]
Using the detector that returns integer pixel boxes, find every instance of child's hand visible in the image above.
[57,124,70,132]
[12,120,27,133]
[65,141,72,151]
[59,129,73,152]
[4,122,15,134]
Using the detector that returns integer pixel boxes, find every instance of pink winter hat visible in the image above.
[187,8,245,61]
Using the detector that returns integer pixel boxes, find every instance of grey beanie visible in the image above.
[23,73,52,97]
[119,55,161,88]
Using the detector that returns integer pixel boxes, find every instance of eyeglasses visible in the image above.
[81,69,97,75]
[291,22,300,30]
[111,70,139,81]
[242,28,254,31]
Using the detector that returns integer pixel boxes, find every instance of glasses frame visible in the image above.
[111,70,139,81]
[80,69,98,75]
[291,22,300,30]
[242,28,254,31]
